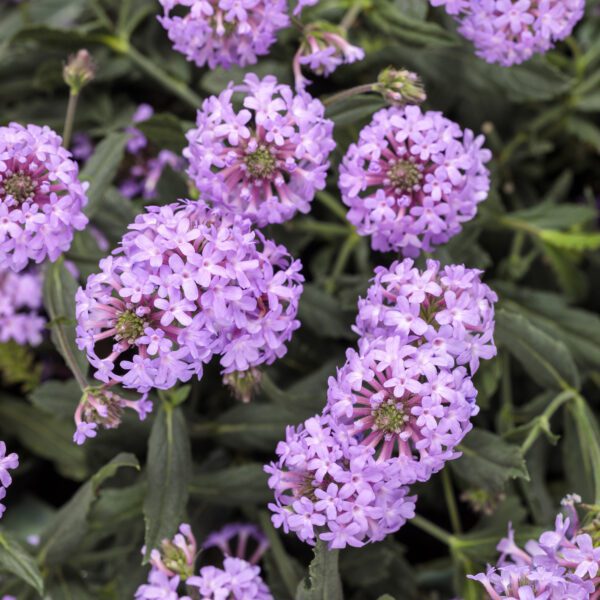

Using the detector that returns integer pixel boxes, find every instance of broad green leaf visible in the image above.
[566,116,600,152]
[143,405,191,561]
[495,308,580,391]
[80,132,129,217]
[453,429,529,493]
[29,379,81,420]
[494,60,572,102]
[325,95,386,127]
[39,453,140,566]
[538,229,600,251]
[298,285,356,340]
[0,530,44,595]
[505,203,596,230]
[296,540,343,600]
[91,186,139,246]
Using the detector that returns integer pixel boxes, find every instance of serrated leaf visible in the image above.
[143,405,191,561]
[0,530,44,595]
[296,540,343,600]
[39,453,140,566]
[495,308,580,391]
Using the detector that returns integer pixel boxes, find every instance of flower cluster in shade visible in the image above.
[135,522,273,600]
[293,22,365,90]
[430,0,585,66]
[185,74,336,227]
[72,384,153,445]
[0,442,18,519]
[76,200,304,394]
[0,269,45,346]
[0,123,88,272]
[265,413,417,549]
[339,105,491,256]
[267,259,496,548]
[469,495,600,599]
[157,0,289,70]
[120,104,185,201]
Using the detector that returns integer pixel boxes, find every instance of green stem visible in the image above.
[325,233,360,293]
[315,191,349,222]
[340,0,363,31]
[441,470,462,534]
[62,91,79,149]
[288,219,351,238]
[323,83,375,107]
[411,514,454,546]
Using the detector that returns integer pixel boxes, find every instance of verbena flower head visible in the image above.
[184,73,335,227]
[265,413,417,549]
[76,201,303,393]
[355,259,497,375]
[0,123,88,271]
[135,569,191,600]
[469,497,600,599]
[293,22,365,89]
[0,442,18,520]
[157,0,290,70]
[326,335,478,483]
[203,523,269,565]
[339,105,491,256]
[430,0,585,66]
[0,269,45,346]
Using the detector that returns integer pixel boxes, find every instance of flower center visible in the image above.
[3,172,37,203]
[387,159,422,194]
[116,310,146,343]
[244,146,277,179]
[373,401,408,434]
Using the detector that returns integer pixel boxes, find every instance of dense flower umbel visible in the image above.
[327,335,478,483]
[185,74,335,227]
[293,22,365,89]
[157,0,289,70]
[355,259,497,376]
[0,442,18,519]
[0,123,88,271]
[469,496,600,599]
[339,105,491,256]
[265,413,417,549]
[431,0,585,66]
[76,201,303,393]
[0,269,45,346]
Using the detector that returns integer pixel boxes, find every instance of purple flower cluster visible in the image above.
[339,105,491,256]
[136,523,273,600]
[355,259,498,376]
[185,74,335,227]
[0,269,45,346]
[431,0,585,66]
[469,496,600,599]
[158,0,289,70]
[266,413,417,548]
[294,23,365,89]
[120,104,185,201]
[0,442,18,519]
[76,201,303,393]
[0,123,88,272]
[203,522,269,567]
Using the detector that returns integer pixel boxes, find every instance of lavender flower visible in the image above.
[327,335,479,483]
[203,523,269,565]
[0,442,18,519]
[355,259,497,376]
[339,105,491,256]
[265,413,417,548]
[135,569,190,600]
[157,0,290,70]
[293,23,365,89]
[431,0,585,66]
[469,496,599,599]
[76,201,303,393]
[71,132,94,162]
[184,74,335,227]
[0,123,88,272]
[0,269,46,346]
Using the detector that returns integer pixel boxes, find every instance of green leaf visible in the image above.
[43,258,89,386]
[296,540,343,600]
[453,429,529,493]
[326,95,386,127]
[29,379,81,420]
[495,308,580,391]
[80,132,129,217]
[538,229,600,251]
[136,113,188,153]
[0,530,44,595]
[298,285,356,341]
[566,116,600,152]
[494,60,572,102]
[143,405,191,561]
[505,203,596,230]
[39,453,140,566]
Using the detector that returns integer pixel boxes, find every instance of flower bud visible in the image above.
[374,67,426,106]
[63,50,96,93]
[223,368,263,404]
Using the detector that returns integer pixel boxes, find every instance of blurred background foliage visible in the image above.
[1,0,600,598]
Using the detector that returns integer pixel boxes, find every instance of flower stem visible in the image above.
[62,91,79,149]
[323,83,376,107]
[288,218,351,238]
[340,0,364,31]
[315,190,349,222]
[441,469,462,534]
[411,514,454,546]
[325,233,360,293]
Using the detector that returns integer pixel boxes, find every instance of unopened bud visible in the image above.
[223,367,263,403]
[63,49,96,93]
[374,67,426,107]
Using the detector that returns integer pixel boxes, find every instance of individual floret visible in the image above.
[184,74,335,227]
[0,442,18,520]
[339,105,491,256]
